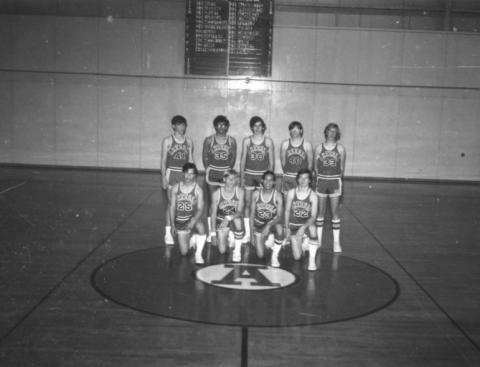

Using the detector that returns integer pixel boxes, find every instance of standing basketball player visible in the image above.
[202,115,237,242]
[210,169,245,262]
[161,115,193,245]
[240,116,275,243]
[284,169,319,271]
[249,171,284,266]
[280,121,313,194]
[314,123,346,253]
[169,163,206,264]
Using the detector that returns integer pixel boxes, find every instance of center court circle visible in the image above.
[92,247,399,327]
[195,264,297,290]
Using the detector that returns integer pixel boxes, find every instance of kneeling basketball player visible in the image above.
[169,163,206,264]
[250,171,284,267]
[210,169,245,262]
[284,168,319,271]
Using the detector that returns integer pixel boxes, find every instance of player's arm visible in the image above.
[313,144,321,176]
[279,140,288,171]
[250,190,259,239]
[235,187,245,219]
[202,136,211,170]
[169,184,178,234]
[239,137,249,186]
[230,136,237,169]
[270,191,283,226]
[284,189,294,237]
[305,141,314,171]
[338,144,346,177]
[161,136,171,190]
[266,137,275,172]
[189,186,204,229]
[307,193,318,226]
[187,137,194,163]
[210,189,220,233]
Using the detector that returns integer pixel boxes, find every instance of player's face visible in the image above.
[184,169,196,183]
[224,175,237,187]
[214,121,228,135]
[173,122,187,135]
[252,121,264,135]
[262,175,275,190]
[289,126,302,138]
[297,173,311,187]
[326,127,338,141]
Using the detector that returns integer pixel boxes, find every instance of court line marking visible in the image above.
[0,188,157,343]
[344,204,480,354]
[0,181,27,195]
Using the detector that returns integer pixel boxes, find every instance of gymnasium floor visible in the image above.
[0,165,479,367]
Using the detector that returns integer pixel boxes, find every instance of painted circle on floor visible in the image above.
[92,246,399,327]
[195,264,297,290]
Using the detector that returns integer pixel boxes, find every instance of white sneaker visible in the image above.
[189,234,197,249]
[232,250,241,262]
[265,234,274,249]
[164,230,174,245]
[271,254,280,268]
[195,253,204,265]
[333,242,342,253]
[301,236,309,252]
[241,233,250,244]
[308,262,317,271]
[207,231,215,242]
[228,232,235,248]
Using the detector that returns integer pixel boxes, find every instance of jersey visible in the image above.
[253,189,278,227]
[206,135,235,171]
[316,143,342,178]
[289,188,313,229]
[283,139,308,177]
[174,183,197,226]
[245,137,269,176]
[166,135,190,171]
[216,187,240,221]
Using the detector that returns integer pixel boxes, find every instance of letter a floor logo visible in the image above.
[195,264,297,290]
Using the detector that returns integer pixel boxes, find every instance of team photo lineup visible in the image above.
[161,115,346,270]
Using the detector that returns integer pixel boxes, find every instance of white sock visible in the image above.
[195,234,206,256]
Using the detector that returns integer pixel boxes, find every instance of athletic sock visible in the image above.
[316,217,324,248]
[332,219,342,253]
[308,241,318,271]
[195,234,206,264]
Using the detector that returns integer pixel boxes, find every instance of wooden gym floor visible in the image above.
[0,166,479,367]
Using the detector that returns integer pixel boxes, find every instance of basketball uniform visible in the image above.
[288,188,313,233]
[166,135,190,187]
[216,187,241,227]
[174,183,197,231]
[253,189,278,233]
[205,135,235,185]
[244,137,269,189]
[315,143,342,197]
[282,139,308,192]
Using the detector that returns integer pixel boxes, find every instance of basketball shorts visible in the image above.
[281,175,297,193]
[315,177,342,198]
[206,166,227,186]
[244,172,263,190]
[166,168,184,189]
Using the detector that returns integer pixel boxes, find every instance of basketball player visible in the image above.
[210,169,245,262]
[280,121,313,193]
[202,115,237,242]
[284,168,319,271]
[249,171,284,266]
[169,163,206,264]
[314,123,346,253]
[161,115,193,245]
[240,116,275,243]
